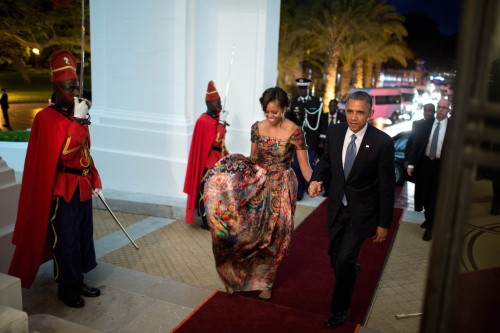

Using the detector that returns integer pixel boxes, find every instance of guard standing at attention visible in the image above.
[184,81,229,229]
[9,50,102,308]
[285,78,323,200]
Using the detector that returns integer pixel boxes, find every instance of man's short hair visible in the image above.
[423,103,435,111]
[346,91,373,111]
[331,99,339,103]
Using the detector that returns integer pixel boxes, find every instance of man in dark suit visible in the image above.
[318,99,347,196]
[404,103,435,221]
[318,99,347,156]
[309,91,395,328]
[286,78,323,200]
[1,88,10,128]
[407,98,451,241]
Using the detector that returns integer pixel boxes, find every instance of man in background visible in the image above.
[318,99,347,196]
[184,81,228,229]
[405,103,436,226]
[286,78,323,200]
[1,88,11,129]
[407,99,451,241]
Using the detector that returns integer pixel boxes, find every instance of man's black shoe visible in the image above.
[297,196,303,201]
[325,309,350,328]
[423,229,432,241]
[58,288,85,308]
[420,221,428,229]
[76,282,101,297]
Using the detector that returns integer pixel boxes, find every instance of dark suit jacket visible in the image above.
[0,93,8,110]
[312,122,395,239]
[405,117,434,164]
[407,118,444,167]
[319,112,347,146]
[407,118,448,211]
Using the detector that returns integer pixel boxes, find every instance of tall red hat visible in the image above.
[50,50,78,83]
[205,80,220,101]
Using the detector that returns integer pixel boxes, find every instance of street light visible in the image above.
[32,48,40,68]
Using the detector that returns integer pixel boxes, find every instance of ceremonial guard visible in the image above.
[285,78,323,200]
[9,50,102,308]
[184,81,228,229]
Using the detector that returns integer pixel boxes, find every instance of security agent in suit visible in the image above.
[309,91,395,328]
[407,98,450,241]
[318,99,347,195]
[404,103,435,217]
[286,78,323,200]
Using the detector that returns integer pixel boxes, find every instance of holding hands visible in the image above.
[308,181,323,197]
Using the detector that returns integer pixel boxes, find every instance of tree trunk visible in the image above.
[323,52,339,111]
[353,59,363,88]
[339,63,353,97]
[363,61,374,87]
[11,53,31,84]
[373,62,382,88]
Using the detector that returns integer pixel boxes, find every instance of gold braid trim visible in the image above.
[49,198,60,281]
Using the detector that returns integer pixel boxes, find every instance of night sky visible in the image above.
[386,0,463,35]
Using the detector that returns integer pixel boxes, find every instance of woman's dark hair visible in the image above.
[259,86,290,111]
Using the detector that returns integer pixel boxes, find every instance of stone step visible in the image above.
[29,314,101,333]
[0,304,28,333]
[23,262,214,332]
[0,273,22,311]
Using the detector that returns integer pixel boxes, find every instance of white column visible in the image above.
[0,157,20,274]
[89,0,280,203]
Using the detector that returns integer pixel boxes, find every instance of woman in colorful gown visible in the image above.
[203,86,314,301]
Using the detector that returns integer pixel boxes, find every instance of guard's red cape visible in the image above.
[9,107,70,288]
[183,113,220,224]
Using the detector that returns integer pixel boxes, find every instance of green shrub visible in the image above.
[0,130,31,142]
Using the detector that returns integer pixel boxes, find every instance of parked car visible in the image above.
[393,130,414,186]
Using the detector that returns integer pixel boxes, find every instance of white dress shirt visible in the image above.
[342,123,368,167]
[328,113,338,125]
[425,118,448,159]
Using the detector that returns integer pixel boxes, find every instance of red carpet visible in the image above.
[174,201,403,332]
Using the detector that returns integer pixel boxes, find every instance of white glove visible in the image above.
[92,188,103,198]
[74,97,89,119]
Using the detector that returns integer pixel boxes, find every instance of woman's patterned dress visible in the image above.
[203,121,307,291]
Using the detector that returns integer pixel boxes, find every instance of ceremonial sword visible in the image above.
[98,193,140,250]
[79,0,85,99]
[219,44,236,127]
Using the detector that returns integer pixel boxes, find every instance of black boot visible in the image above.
[75,281,101,297]
[58,285,85,308]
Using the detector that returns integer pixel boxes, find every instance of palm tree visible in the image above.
[305,0,360,107]
[372,40,413,87]
[362,0,411,87]
[340,0,411,92]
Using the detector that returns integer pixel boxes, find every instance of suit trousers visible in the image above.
[419,156,441,230]
[1,106,10,127]
[47,187,97,288]
[329,205,365,313]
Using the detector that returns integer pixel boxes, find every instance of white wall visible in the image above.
[89,0,281,199]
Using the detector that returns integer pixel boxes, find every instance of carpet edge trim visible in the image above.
[171,290,219,332]
[362,208,404,326]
